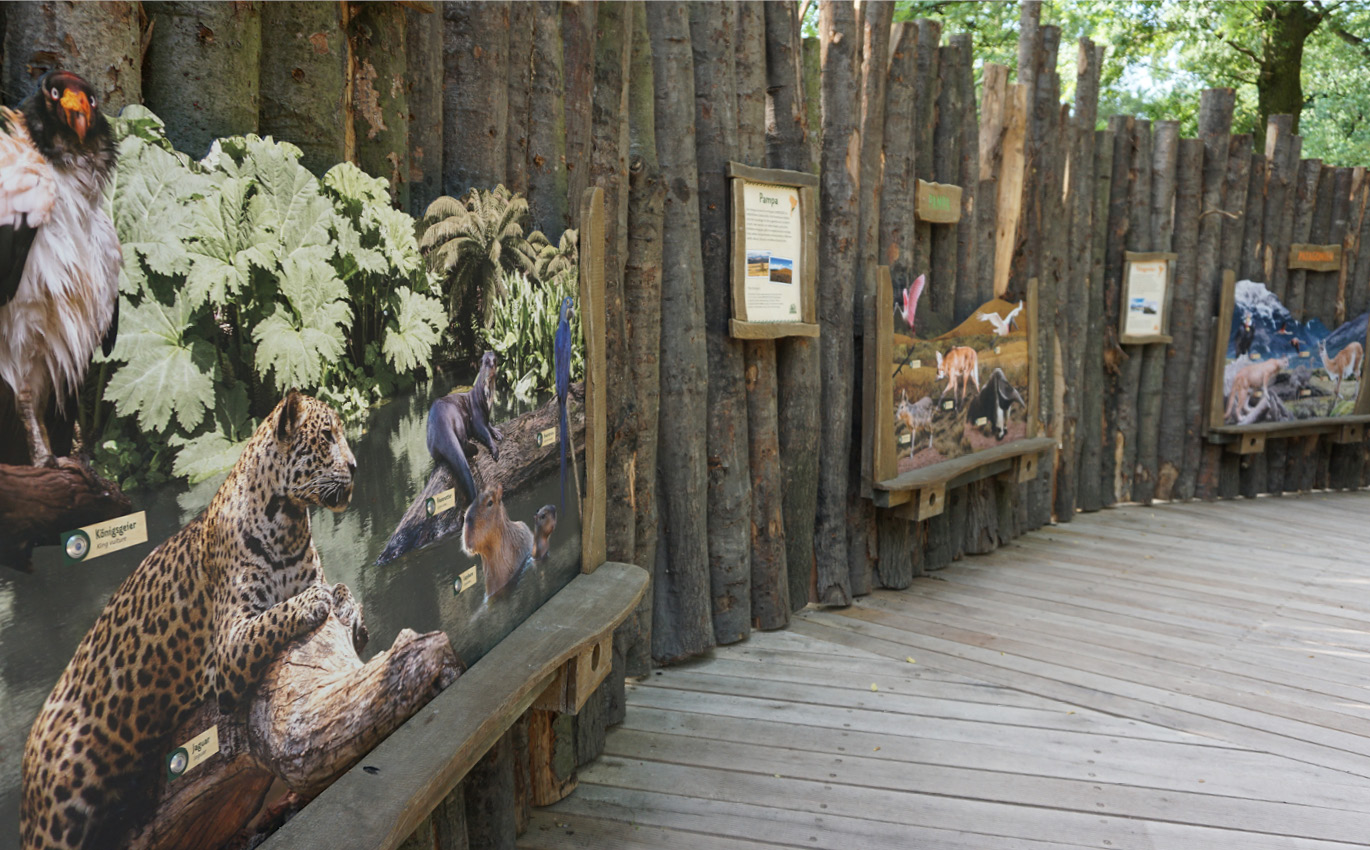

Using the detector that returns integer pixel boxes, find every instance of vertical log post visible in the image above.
[405,4,444,216]
[528,2,569,237]
[766,1,822,611]
[689,1,752,645]
[1133,120,1177,504]
[442,1,509,196]
[813,0,860,606]
[505,2,533,197]
[562,2,596,217]
[1261,115,1299,494]
[1078,127,1114,511]
[1216,136,1253,499]
[1237,150,1269,497]
[1057,39,1101,520]
[849,0,892,595]
[1099,115,1133,506]
[592,0,635,567]
[646,2,713,662]
[143,2,261,157]
[1157,138,1204,501]
[259,2,347,175]
[350,2,409,209]
[623,0,664,674]
[1181,89,1235,501]
[736,0,790,630]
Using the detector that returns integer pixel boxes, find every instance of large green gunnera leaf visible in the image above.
[104,296,216,432]
[383,288,445,373]
[111,137,212,293]
[253,257,352,390]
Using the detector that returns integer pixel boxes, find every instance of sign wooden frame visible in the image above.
[871,274,1050,510]
[1118,251,1176,345]
[1288,243,1343,272]
[914,179,963,224]
[1205,270,1370,439]
[726,161,820,339]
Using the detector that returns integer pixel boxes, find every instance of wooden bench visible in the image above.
[1207,417,1370,454]
[873,436,1057,518]
[260,560,648,850]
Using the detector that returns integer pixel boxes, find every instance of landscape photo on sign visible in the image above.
[746,250,771,277]
[1221,280,1367,425]
[890,279,1030,473]
[769,256,795,284]
[9,122,585,850]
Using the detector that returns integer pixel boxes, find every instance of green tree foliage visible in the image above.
[486,262,584,404]
[887,0,1370,163]
[95,107,446,488]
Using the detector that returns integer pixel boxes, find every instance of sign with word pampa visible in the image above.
[1119,251,1177,344]
[727,161,820,340]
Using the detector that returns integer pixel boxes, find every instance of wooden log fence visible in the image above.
[7,3,1370,845]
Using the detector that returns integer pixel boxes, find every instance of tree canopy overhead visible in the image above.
[824,1,1370,164]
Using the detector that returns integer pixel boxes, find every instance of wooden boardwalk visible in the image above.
[520,492,1370,849]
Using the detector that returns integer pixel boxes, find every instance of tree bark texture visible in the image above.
[848,0,891,597]
[622,0,662,675]
[442,1,509,196]
[1180,88,1234,501]
[689,0,752,645]
[766,1,820,613]
[1077,128,1114,511]
[465,729,518,850]
[647,1,713,663]
[258,2,346,175]
[351,2,410,209]
[505,1,533,197]
[1099,115,1133,507]
[1157,138,1203,502]
[562,1,597,218]
[143,2,260,158]
[591,0,635,568]
[736,0,789,631]
[814,0,859,607]
[1132,120,1174,505]
[527,2,569,238]
[406,4,445,216]
[1216,135,1254,500]
[1116,118,1152,504]
[3,1,140,111]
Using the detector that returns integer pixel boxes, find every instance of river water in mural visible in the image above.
[0,375,581,841]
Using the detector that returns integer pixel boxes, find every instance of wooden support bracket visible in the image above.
[1226,432,1266,455]
[533,634,612,715]
[1334,422,1364,444]
[1013,452,1040,482]
[892,484,946,521]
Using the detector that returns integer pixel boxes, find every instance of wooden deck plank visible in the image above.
[520,494,1370,850]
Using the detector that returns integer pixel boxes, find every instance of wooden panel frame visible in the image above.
[1205,269,1370,438]
[915,178,964,224]
[1288,243,1343,272]
[726,161,820,339]
[578,188,607,573]
[1119,250,1177,345]
[872,274,1050,507]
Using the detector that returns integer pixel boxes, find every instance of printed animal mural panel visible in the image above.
[1220,280,1369,426]
[1,93,589,850]
[891,292,1031,474]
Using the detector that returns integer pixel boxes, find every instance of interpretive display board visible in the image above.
[871,268,1051,515]
[1119,251,1176,344]
[1207,274,1370,430]
[726,161,819,339]
[5,110,593,850]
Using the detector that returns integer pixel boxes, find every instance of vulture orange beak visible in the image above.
[59,89,91,143]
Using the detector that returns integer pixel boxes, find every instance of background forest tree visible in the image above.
[806,0,1370,163]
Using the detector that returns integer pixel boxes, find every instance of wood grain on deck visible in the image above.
[521,493,1370,849]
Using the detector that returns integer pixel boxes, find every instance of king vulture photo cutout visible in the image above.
[0,70,120,468]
